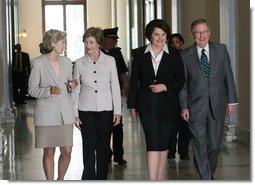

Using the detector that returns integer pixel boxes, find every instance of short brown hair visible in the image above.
[145,19,171,41]
[39,29,66,54]
[82,27,104,45]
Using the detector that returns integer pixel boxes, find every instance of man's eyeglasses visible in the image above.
[193,30,210,37]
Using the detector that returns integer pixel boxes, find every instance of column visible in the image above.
[220,0,238,142]
[0,0,15,124]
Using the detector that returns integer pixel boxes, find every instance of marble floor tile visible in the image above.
[0,100,251,181]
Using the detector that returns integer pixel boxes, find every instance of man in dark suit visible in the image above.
[12,43,31,105]
[101,27,129,165]
[179,18,238,180]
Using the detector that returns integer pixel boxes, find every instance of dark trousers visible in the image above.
[168,117,191,156]
[189,107,225,180]
[79,110,113,180]
[109,117,124,161]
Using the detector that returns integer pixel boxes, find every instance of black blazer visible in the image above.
[12,51,31,74]
[127,45,185,116]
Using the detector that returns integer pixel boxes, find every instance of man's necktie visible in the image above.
[200,49,210,78]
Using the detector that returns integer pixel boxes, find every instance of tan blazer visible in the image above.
[28,55,75,126]
[72,51,121,117]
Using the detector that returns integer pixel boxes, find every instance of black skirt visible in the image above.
[139,93,178,151]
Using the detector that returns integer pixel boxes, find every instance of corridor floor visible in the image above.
[0,99,251,181]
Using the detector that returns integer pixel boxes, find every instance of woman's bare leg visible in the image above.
[57,146,72,180]
[43,147,55,180]
[156,150,168,180]
[146,150,168,180]
[146,151,159,180]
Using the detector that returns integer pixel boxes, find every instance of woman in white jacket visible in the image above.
[73,27,121,180]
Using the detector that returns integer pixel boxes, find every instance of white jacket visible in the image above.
[72,50,121,117]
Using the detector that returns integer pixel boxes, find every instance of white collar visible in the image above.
[197,43,209,52]
[85,50,106,64]
[144,43,169,54]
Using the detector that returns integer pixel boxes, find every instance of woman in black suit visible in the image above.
[128,19,185,180]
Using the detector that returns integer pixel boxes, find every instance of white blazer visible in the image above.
[28,55,75,126]
[72,50,121,117]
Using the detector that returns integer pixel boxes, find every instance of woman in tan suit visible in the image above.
[28,29,77,180]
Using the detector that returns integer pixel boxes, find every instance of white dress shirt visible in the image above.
[144,43,169,75]
[197,44,210,63]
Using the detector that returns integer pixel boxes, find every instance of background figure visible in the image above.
[73,27,121,180]
[128,19,185,180]
[101,27,129,165]
[168,33,184,51]
[179,18,238,180]
[12,43,30,105]
[167,33,191,160]
[28,29,77,180]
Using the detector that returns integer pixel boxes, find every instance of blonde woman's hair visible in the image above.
[39,29,66,54]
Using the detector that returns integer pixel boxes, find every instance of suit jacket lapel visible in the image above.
[208,42,217,80]
[190,43,208,81]
[156,51,167,77]
[43,55,59,86]
[190,44,204,73]
[144,52,156,78]
[58,60,63,83]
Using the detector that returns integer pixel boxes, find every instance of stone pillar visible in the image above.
[220,0,238,142]
[0,0,15,125]
[225,116,238,142]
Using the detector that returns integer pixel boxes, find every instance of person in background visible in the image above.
[12,43,31,105]
[128,19,185,180]
[168,33,184,51]
[167,33,191,160]
[179,18,238,180]
[73,27,122,180]
[28,29,77,180]
[101,27,129,165]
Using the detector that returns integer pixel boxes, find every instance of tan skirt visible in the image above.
[35,124,73,148]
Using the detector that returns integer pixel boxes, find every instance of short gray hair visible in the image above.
[190,18,210,33]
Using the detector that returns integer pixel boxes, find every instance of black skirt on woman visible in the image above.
[139,92,178,151]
